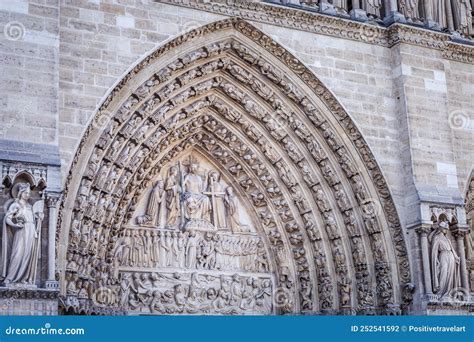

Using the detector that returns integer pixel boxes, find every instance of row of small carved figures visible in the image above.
[65,270,273,314]
[113,230,270,273]
[274,0,474,34]
[121,272,273,314]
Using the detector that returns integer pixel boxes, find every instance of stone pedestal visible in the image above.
[0,287,59,315]
[350,8,368,21]
[423,295,474,315]
[382,11,406,25]
[319,2,337,15]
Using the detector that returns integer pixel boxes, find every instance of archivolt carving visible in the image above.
[465,172,474,291]
[58,18,411,315]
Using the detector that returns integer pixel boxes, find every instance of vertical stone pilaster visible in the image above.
[46,194,61,289]
[415,225,433,295]
[452,229,470,291]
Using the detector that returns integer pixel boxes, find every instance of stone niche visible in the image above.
[112,152,274,315]
[0,158,61,315]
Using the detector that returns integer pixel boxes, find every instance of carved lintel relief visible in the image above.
[58,18,412,315]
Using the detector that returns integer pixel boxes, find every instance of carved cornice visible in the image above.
[156,0,474,63]
[444,42,474,64]
[0,287,59,300]
[426,300,474,312]
[386,24,450,50]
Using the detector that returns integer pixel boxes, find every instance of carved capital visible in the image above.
[451,228,470,239]
[415,225,432,236]
[46,193,61,208]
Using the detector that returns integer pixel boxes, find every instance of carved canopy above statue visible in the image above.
[57,18,412,315]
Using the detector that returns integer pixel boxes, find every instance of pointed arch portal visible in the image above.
[58,18,412,315]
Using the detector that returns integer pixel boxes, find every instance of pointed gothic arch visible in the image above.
[57,18,412,315]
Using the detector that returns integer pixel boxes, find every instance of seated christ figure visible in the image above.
[183,162,212,228]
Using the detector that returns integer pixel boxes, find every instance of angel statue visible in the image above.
[1,183,44,286]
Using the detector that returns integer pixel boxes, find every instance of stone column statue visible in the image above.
[363,0,382,18]
[206,171,226,229]
[185,231,200,269]
[451,0,473,35]
[224,186,246,233]
[399,0,420,21]
[147,180,166,227]
[1,183,44,286]
[430,221,461,297]
[432,0,454,30]
[165,166,181,228]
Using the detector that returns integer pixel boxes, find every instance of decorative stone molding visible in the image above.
[0,287,59,315]
[0,161,47,189]
[156,0,474,63]
[58,17,412,315]
[0,287,59,300]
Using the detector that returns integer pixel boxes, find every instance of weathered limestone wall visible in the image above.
[0,0,59,145]
[447,60,474,195]
[58,1,223,166]
[396,44,474,200]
